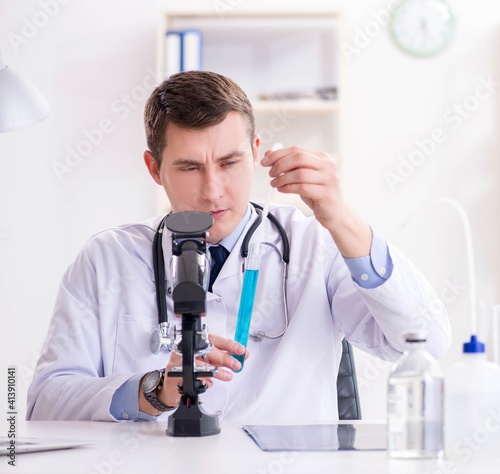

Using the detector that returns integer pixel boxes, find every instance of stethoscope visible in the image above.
[150,202,290,355]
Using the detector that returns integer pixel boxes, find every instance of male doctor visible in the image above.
[27,71,451,422]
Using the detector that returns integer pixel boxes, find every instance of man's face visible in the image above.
[146,112,259,244]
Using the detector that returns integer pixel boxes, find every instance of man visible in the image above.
[27,71,451,422]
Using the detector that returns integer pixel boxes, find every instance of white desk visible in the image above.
[1,420,498,474]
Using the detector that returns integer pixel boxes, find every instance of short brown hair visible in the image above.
[144,71,255,166]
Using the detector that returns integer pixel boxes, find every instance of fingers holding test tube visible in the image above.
[198,334,250,382]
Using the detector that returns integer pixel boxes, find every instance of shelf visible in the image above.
[160,11,342,104]
[253,100,340,114]
[161,9,342,20]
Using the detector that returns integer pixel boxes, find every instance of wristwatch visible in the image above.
[142,369,177,412]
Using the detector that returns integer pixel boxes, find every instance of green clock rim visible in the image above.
[389,0,457,57]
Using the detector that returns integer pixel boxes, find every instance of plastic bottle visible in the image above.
[444,335,500,465]
[387,332,444,458]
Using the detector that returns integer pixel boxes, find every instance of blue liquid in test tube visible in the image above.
[232,243,262,372]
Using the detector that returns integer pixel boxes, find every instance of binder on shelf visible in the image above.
[164,30,203,78]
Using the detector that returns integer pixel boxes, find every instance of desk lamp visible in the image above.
[0,49,50,133]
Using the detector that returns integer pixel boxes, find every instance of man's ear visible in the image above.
[252,134,261,167]
[144,150,162,185]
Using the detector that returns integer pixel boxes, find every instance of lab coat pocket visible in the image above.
[112,313,153,374]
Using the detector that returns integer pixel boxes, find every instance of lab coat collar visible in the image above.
[210,204,260,295]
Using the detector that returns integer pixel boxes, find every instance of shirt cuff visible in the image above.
[343,228,393,289]
[110,373,159,421]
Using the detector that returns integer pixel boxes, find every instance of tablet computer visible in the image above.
[0,437,95,455]
[242,423,387,452]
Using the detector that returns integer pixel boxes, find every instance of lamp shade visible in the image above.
[0,52,50,133]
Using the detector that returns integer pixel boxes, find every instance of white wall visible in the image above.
[1,0,499,421]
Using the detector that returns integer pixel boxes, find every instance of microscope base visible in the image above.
[166,400,220,437]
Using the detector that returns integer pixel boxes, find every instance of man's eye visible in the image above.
[222,161,237,167]
[180,167,197,172]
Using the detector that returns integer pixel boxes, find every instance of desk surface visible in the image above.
[1,420,497,474]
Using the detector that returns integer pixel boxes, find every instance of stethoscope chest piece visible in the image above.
[150,321,174,354]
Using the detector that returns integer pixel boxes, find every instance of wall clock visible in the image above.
[390,0,456,57]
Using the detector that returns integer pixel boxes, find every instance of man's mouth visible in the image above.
[211,210,227,219]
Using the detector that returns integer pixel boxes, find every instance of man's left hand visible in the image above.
[261,146,372,258]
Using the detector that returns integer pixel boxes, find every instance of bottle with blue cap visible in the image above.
[444,334,500,465]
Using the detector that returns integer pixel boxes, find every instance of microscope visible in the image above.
[164,211,220,437]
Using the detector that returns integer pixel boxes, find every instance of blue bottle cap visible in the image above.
[463,335,485,353]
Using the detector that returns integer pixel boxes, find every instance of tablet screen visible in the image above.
[242,423,387,452]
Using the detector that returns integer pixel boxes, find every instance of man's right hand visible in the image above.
[140,334,249,416]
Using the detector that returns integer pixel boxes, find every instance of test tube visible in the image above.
[232,242,261,371]
[231,142,283,371]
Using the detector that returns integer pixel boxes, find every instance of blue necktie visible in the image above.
[209,245,229,292]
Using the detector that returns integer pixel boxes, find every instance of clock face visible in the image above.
[390,0,456,57]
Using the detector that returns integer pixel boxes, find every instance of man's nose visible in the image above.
[201,169,226,202]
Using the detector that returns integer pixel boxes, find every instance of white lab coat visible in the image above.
[27,205,451,422]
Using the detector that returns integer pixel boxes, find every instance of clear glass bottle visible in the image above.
[387,332,444,459]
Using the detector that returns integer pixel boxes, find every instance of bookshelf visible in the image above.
[156,9,345,214]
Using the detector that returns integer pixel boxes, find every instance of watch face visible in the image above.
[143,370,161,393]
[390,0,456,57]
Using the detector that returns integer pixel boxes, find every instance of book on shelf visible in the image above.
[164,30,203,78]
